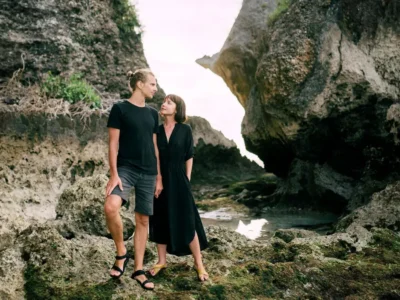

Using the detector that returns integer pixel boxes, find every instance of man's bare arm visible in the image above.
[105,128,123,196]
[153,134,163,198]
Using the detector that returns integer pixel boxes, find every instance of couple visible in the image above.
[103,68,208,291]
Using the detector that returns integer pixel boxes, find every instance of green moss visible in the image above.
[314,260,400,299]
[195,197,249,213]
[172,276,200,291]
[319,240,354,260]
[207,285,226,300]
[227,173,277,194]
[371,228,400,251]
[273,230,295,243]
[355,229,400,264]
[267,0,293,26]
[24,265,117,300]
[195,203,211,211]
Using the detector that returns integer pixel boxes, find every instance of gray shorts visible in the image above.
[111,166,156,216]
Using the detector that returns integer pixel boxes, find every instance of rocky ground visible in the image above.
[1,174,399,299]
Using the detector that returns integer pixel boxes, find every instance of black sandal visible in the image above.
[131,270,154,290]
[110,252,130,279]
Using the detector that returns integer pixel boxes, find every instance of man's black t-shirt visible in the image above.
[107,101,159,175]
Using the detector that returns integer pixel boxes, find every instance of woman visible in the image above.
[149,94,209,281]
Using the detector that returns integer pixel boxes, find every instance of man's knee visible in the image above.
[104,195,121,216]
[135,213,149,227]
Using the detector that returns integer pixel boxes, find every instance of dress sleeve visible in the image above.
[107,104,122,129]
[185,125,194,161]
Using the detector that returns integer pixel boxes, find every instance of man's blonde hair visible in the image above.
[127,68,155,92]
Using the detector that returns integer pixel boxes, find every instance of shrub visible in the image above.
[41,73,101,108]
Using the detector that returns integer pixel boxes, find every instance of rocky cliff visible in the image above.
[197,0,400,212]
[0,0,165,103]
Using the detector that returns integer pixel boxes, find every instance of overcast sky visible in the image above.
[134,0,263,166]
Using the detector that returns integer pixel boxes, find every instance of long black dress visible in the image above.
[149,123,208,256]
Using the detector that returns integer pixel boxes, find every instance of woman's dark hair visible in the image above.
[165,94,187,123]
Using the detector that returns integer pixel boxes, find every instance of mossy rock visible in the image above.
[25,265,117,300]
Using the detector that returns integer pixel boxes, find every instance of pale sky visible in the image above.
[134,0,263,166]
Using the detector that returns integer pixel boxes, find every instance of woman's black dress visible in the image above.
[149,123,208,256]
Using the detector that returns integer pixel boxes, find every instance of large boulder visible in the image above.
[197,0,400,211]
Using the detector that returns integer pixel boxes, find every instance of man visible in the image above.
[104,68,162,290]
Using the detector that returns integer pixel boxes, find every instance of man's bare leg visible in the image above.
[104,195,126,276]
[133,212,154,289]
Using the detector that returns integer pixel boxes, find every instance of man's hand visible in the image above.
[154,176,163,198]
[106,175,123,197]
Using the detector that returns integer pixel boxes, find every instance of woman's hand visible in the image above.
[154,175,163,198]
[106,175,123,197]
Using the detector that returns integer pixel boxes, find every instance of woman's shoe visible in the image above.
[194,266,209,282]
[149,264,167,277]
[131,270,155,290]
[110,252,130,279]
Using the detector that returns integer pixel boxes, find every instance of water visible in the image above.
[200,208,339,241]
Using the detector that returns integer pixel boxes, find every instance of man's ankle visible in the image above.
[116,245,126,256]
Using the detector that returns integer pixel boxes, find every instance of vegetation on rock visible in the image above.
[267,0,292,25]
[41,73,101,108]
[111,0,142,43]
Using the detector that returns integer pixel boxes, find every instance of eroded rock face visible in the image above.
[56,175,135,239]
[0,108,262,243]
[337,180,400,232]
[198,0,400,211]
[0,112,110,237]
[0,0,145,96]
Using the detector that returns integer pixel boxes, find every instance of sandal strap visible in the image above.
[132,269,145,278]
[115,253,129,260]
[141,279,152,288]
[111,265,123,274]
